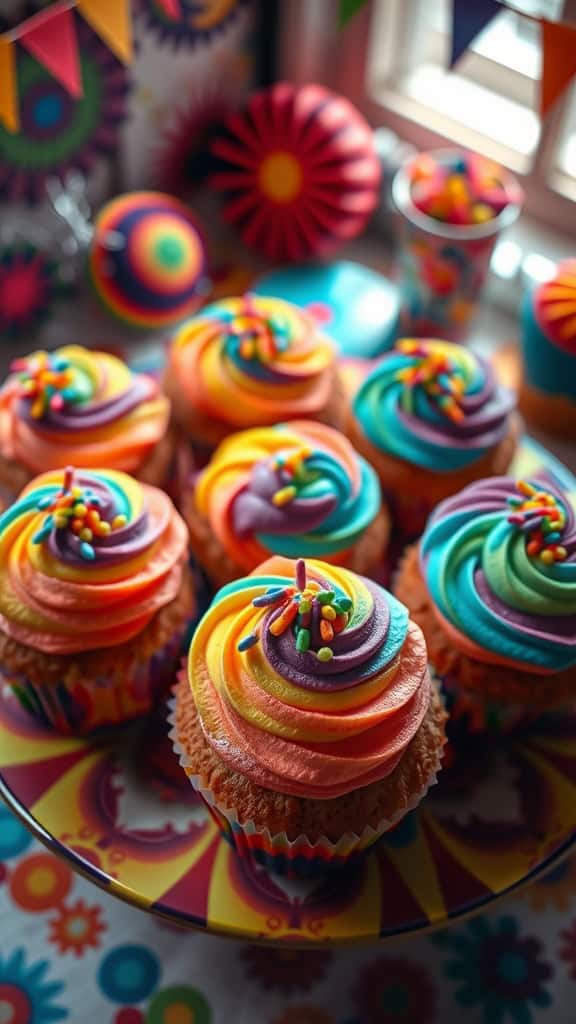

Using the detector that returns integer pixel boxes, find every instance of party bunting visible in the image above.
[77,0,133,66]
[449,0,503,67]
[540,18,576,119]
[19,3,82,98]
[0,37,18,133]
[0,0,134,134]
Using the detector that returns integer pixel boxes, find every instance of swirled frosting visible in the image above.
[195,420,381,568]
[189,557,432,799]
[0,346,170,474]
[420,475,576,673]
[0,467,188,655]
[353,339,516,472]
[169,295,336,428]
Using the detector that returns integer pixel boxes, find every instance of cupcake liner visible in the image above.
[168,699,441,877]
[4,620,194,737]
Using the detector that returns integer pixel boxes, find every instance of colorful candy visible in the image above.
[270,444,317,508]
[11,352,82,419]
[225,296,292,366]
[410,153,515,227]
[395,339,466,423]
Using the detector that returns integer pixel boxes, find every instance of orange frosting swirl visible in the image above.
[168,295,336,428]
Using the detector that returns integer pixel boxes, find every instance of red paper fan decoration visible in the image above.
[210,81,381,262]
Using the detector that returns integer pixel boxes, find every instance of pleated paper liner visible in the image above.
[168,698,442,878]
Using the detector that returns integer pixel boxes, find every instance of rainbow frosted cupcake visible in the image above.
[346,339,519,536]
[183,420,390,588]
[0,467,194,735]
[165,295,342,458]
[395,474,576,734]
[171,557,446,875]
[520,259,576,438]
[0,346,173,499]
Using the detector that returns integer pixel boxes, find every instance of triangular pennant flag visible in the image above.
[19,4,82,98]
[0,37,18,133]
[541,19,576,119]
[339,0,369,28]
[450,0,502,67]
[78,0,133,65]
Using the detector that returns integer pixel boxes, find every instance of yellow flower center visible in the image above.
[259,151,302,203]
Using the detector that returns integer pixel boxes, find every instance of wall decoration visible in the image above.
[151,86,235,197]
[0,241,68,337]
[88,191,208,328]
[136,0,248,51]
[0,0,132,135]
[0,17,129,204]
[210,81,381,263]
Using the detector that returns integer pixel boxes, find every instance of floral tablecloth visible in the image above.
[0,801,574,1024]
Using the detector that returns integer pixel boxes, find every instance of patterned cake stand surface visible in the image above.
[0,438,574,947]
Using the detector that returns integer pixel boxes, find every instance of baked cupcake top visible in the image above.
[195,420,381,569]
[0,467,188,655]
[0,346,170,474]
[353,339,516,472]
[419,475,576,673]
[533,259,576,352]
[188,557,431,799]
[169,295,336,428]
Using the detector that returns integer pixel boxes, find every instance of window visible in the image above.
[279,0,575,234]
[556,87,576,199]
[363,0,576,228]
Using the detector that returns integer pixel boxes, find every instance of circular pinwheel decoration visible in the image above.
[0,242,66,338]
[88,191,208,328]
[210,81,381,262]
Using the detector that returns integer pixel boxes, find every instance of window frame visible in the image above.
[278,0,576,233]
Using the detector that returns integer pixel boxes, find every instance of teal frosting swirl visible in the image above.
[419,475,576,671]
[353,339,516,471]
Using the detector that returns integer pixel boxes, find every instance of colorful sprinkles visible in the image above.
[237,559,352,661]
[507,479,568,564]
[11,352,80,419]
[32,466,127,561]
[395,340,466,423]
[226,295,291,364]
[271,444,316,508]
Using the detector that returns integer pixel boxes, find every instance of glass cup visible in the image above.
[392,148,522,342]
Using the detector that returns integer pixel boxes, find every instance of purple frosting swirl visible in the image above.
[253,569,410,692]
[233,461,336,536]
[42,471,166,568]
